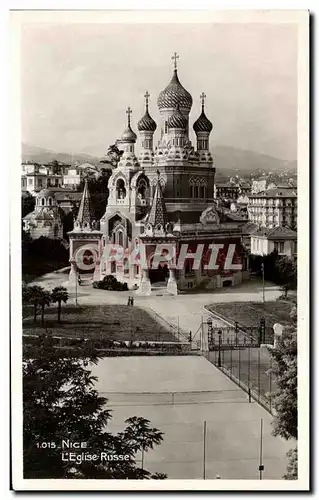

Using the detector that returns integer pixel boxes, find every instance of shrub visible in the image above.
[93,275,128,291]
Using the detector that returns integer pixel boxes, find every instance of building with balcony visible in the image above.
[248,187,297,229]
[214,183,240,200]
[63,163,94,188]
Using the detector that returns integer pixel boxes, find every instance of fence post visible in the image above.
[238,346,241,383]
[248,346,251,390]
[172,392,175,405]
[235,321,239,346]
[230,345,233,375]
[269,369,272,411]
[257,347,261,402]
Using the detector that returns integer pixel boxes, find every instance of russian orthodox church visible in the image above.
[68,54,249,294]
[23,188,63,240]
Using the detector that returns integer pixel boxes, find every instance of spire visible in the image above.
[126,106,132,126]
[148,172,168,227]
[157,53,193,111]
[171,51,179,70]
[137,92,157,132]
[193,92,213,134]
[200,92,206,111]
[120,106,137,142]
[144,91,150,111]
[76,179,94,228]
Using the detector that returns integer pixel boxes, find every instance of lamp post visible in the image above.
[261,259,265,306]
[75,265,78,307]
[207,317,212,349]
[218,329,222,367]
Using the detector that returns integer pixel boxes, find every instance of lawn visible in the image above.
[23,304,176,342]
[206,300,293,329]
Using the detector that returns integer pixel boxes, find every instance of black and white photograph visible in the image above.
[10,9,309,491]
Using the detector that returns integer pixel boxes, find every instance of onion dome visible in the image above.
[167,104,188,129]
[121,126,137,142]
[137,91,157,132]
[193,111,213,133]
[120,106,137,142]
[193,92,213,133]
[157,55,192,111]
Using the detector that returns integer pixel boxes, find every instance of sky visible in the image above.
[21,22,298,160]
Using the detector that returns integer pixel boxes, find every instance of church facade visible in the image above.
[69,54,249,294]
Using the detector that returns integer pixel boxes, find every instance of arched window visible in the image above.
[49,197,53,206]
[118,230,123,248]
[41,198,45,206]
[137,179,147,199]
[194,185,199,198]
[116,179,126,200]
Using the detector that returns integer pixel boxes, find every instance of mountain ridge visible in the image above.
[22,142,297,177]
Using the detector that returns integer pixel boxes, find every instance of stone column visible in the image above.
[136,268,151,296]
[93,259,101,282]
[69,237,74,262]
[167,267,178,295]
[273,323,284,348]
[68,259,77,286]
[216,274,222,288]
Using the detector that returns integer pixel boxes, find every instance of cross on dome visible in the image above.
[126,106,132,125]
[200,92,206,109]
[171,52,179,70]
[144,91,150,108]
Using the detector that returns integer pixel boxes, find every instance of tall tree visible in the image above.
[268,330,297,478]
[21,193,35,217]
[276,257,297,298]
[23,335,166,479]
[51,286,69,322]
[25,285,46,323]
[38,289,52,327]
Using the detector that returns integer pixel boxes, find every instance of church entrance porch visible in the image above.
[149,264,169,285]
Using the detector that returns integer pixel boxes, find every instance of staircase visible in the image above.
[151,282,172,296]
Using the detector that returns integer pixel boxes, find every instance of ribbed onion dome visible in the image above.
[167,104,188,129]
[193,109,213,133]
[157,69,193,111]
[137,108,157,132]
[121,125,137,142]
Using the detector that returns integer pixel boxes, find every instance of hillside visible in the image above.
[213,145,297,180]
[21,143,100,165]
[22,142,297,176]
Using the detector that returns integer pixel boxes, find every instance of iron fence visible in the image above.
[204,345,275,414]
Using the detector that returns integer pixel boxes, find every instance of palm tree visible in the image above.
[51,286,69,323]
[38,290,52,327]
[25,285,46,323]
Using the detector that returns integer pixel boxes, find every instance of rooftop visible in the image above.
[253,226,297,240]
[249,187,297,198]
